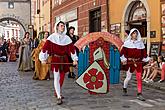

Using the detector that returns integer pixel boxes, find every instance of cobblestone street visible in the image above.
[0,62,165,110]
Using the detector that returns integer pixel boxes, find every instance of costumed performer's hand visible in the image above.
[73,60,78,66]
[122,60,127,65]
[42,60,47,64]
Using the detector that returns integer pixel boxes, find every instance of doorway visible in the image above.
[126,1,147,49]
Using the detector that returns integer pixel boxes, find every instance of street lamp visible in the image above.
[8,2,14,9]
[28,25,34,29]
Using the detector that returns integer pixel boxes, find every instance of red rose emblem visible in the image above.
[83,68,104,90]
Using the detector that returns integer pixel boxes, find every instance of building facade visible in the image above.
[0,22,21,40]
[51,0,79,35]
[109,0,165,55]
[78,0,108,37]
[51,0,108,37]
[32,0,165,57]
[32,0,51,36]
[4,23,21,40]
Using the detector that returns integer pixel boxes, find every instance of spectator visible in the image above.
[6,39,10,61]
[16,37,20,58]
[17,32,34,71]
[146,56,165,83]
[9,37,17,62]
[142,57,157,82]
[32,31,51,80]
[31,34,39,51]
[67,26,79,78]
[0,36,7,62]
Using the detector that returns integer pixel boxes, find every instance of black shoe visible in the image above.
[61,95,64,99]
[68,72,75,78]
[68,72,72,78]
[72,72,76,77]
[123,88,128,96]
[57,98,63,105]
[137,93,145,101]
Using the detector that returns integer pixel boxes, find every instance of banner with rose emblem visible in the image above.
[76,61,107,93]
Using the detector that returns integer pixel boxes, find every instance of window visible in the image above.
[54,0,66,6]
[42,26,44,31]
[129,2,146,21]
[48,22,50,32]
[42,0,44,6]
[54,0,58,6]
[161,3,165,39]
[12,29,14,37]
[16,30,18,37]
[7,31,9,38]
[89,8,101,32]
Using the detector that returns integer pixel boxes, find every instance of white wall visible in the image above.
[0,1,31,31]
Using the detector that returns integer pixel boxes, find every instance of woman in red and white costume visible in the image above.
[39,21,78,105]
[120,28,150,101]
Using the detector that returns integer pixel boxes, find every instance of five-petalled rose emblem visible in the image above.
[83,68,104,90]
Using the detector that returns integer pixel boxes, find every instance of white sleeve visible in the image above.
[120,55,127,62]
[142,56,150,62]
[71,50,78,61]
[39,50,49,62]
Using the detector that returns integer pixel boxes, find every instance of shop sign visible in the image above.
[56,9,77,23]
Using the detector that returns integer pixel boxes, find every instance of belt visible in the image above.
[128,58,140,61]
[52,54,66,57]
[128,58,140,67]
[51,54,67,71]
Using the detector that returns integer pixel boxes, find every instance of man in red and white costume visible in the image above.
[120,28,150,101]
[39,21,78,105]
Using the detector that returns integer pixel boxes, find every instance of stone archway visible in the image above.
[0,14,28,31]
[121,0,150,54]
[0,17,26,32]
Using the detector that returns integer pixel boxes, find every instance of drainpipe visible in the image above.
[50,0,52,33]
[30,0,32,25]
[106,0,110,32]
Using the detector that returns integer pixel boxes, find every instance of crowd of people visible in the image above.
[0,36,20,62]
[142,55,165,83]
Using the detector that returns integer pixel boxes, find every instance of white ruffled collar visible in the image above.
[47,33,72,46]
[123,39,145,49]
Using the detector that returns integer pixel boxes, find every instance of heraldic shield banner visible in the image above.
[76,61,107,93]
[75,32,123,94]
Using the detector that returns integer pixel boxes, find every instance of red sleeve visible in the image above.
[67,43,76,56]
[120,47,127,57]
[142,49,147,58]
[42,40,51,54]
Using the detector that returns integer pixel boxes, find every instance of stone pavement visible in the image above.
[120,71,165,91]
[0,62,165,110]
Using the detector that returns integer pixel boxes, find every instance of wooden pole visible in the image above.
[46,62,73,65]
